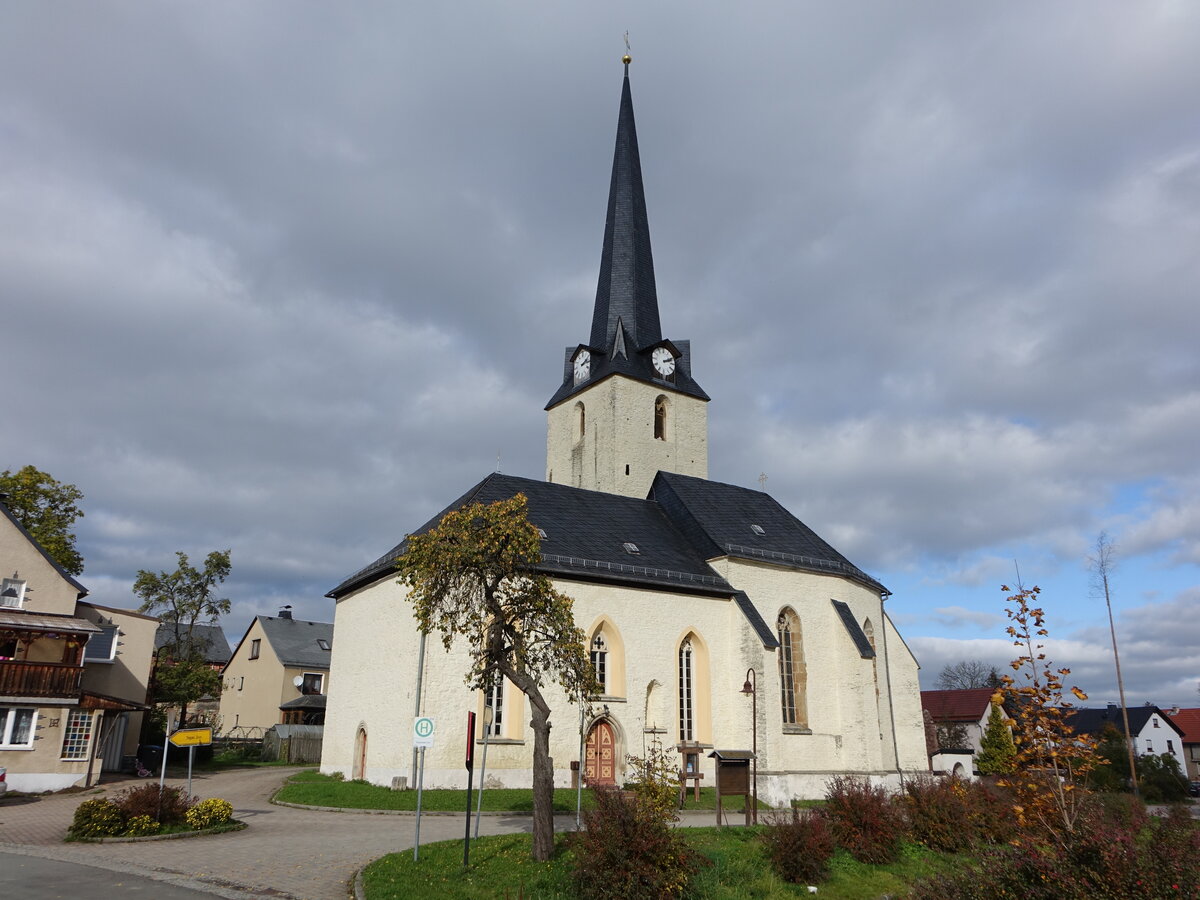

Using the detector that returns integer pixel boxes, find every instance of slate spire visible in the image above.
[589,60,663,353]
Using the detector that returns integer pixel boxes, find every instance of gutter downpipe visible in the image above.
[879,590,902,778]
[411,629,427,788]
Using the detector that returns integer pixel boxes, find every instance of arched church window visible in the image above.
[654,395,668,441]
[678,638,694,741]
[485,677,504,737]
[590,634,608,694]
[776,609,808,728]
[574,401,586,443]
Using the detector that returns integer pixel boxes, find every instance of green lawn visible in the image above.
[361,830,962,899]
[275,773,769,814]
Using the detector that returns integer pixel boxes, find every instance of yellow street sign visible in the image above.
[168,727,213,747]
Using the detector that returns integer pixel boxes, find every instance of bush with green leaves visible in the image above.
[123,815,160,837]
[186,797,234,829]
[70,798,126,838]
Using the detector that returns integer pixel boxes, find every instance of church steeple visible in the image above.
[545,58,709,498]
[590,61,662,354]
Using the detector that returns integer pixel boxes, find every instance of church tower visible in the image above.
[546,58,709,498]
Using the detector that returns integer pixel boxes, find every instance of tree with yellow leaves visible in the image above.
[397,493,596,862]
[998,584,1103,848]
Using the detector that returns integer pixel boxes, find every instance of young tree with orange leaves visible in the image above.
[998,584,1103,848]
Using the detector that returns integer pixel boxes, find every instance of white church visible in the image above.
[320,61,927,804]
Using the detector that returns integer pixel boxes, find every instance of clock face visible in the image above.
[652,346,675,377]
[573,350,591,384]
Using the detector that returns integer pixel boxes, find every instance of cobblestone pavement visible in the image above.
[0,767,595,900]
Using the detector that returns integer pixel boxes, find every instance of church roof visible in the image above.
[329,473,735,600]
[546,63,708,409]
[649,472,887,594]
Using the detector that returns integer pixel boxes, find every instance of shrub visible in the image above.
[759,807,835,884]
[112,782,194,826]
[901,775,978,853]
[186,797,234,830]
[123,815,161,837]
[1137,753,1190,803]
[819,775,905,864]
[70,798,126,838]
[571,787,701,899]
[622,747,679,824]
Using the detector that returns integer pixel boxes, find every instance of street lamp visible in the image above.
[741,668,758,824]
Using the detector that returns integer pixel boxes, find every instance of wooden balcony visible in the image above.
[0,660,84,699]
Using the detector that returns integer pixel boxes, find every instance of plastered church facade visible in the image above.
[321,64,927,804]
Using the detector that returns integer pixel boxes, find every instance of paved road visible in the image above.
[0,850,226,899]
[0,767,628,899]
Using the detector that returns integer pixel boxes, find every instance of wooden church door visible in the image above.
[584,721,616,786]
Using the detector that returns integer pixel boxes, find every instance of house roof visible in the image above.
[0,498,88,600]
[1166,708,1200,743]
[921,688,1000,722]
[154,623,231,664]
[78,601,159,622]
[0,609,101,636]
[255,615,334,669]
[545,64,707,409]
[280,693,327,711]
[1064,706,1186,739]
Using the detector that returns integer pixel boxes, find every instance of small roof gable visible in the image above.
[650,472,886,594]
[256,615,334,669]
[921,688,999,722]
[154,623,231,664]
[328,473,734,600]
[1166,708,1200,742]
[1066,706,1186,739]
[0,498,88,600]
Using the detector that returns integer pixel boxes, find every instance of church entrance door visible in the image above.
[584,721,616,786]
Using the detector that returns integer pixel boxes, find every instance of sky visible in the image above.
[3,3,1198,708]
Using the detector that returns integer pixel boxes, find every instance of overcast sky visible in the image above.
[3,3,1197,708]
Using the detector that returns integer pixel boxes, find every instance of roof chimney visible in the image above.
[279,605,293,620]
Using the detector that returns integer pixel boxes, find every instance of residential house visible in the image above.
[1,498,156,790]
[921,688,1007,775]
[320,63,928,805]
[1165,707,1200,781]
[1067,705,1187,761]
[220,609,333,735]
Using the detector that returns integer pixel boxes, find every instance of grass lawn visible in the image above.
[275,772,771,814]
[361,829,962,899]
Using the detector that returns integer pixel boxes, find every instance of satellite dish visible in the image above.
[293,675,304,688]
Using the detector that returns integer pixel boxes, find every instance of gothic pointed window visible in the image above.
[590,634,608,694]
[485,678,504,737]
[654,395,668,441]
[777,609,808,728]
[574,402,586,444]
[678,638,694,741]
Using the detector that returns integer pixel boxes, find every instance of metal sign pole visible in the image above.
[187,744,195,799]
[575,703,585,830]
[463,710,476,868]
[413,747,425,862]
[473,706,492,840]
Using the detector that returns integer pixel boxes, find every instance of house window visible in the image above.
[590,634,608,694]
[317,639,330,651]
[678,639,694,742]
[1146,740,1153,753]
[60,710,93,760]
[0,576,26,608]
[1153,718,1159,728]
[0,638,17,660]
[1,707,37,748]
[485,679,504,737]
[301,673,324,695]
[83,625,119,662]
[249,639,261,660]
[777,608,808,728]
[654,395,668,441]
[238,676,244,691]
[1167,739,1175,754]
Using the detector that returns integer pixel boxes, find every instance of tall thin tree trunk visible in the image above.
[529,695,555,861]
